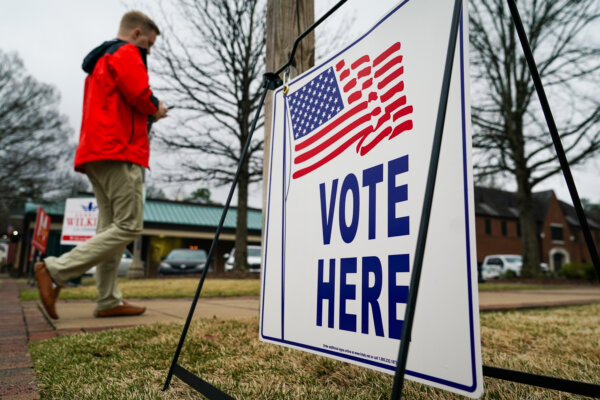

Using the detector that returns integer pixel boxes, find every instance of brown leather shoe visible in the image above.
[34,262,58,319]
[94,301,146,318]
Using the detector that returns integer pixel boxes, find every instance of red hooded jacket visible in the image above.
[74,39,159,172]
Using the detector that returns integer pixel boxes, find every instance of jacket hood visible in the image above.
[82,39,126,74]
[82,40,149,74]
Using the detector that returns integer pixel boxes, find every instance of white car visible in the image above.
[481,254,549,279]
[225,245,262,273]
[85,248,134,277]
[482,255,524,278]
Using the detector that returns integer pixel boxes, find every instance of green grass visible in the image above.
[29,304,600,399]
[20,277,260,301]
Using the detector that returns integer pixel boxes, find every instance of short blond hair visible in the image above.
[119,10,160,35]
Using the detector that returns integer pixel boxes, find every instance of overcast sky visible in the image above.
[1,0,599,206]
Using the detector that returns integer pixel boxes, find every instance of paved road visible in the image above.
[45,287,600,331]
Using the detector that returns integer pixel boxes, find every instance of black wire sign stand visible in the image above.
[163,0,600,398]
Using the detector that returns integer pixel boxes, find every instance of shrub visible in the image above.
[502,269,518,279]
[558,262,597,281]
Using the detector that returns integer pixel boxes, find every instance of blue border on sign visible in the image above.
[459,14,478,391]
[260,1,478,394]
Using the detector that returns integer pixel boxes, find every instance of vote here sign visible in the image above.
[260,0,482,397]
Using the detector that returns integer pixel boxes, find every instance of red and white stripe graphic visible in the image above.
[291,42,414,180]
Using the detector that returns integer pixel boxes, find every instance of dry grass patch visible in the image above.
[20,277,260,301]
[30,304,600,399]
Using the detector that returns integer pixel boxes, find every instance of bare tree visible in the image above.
[146,183,168,200]
[469,0,600,275]
[0,50,74,227]
[185,187,215,204]
[151,0,266,270]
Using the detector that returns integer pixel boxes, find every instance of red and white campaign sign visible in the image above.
[60,198,98,245]
[31,207,50,253]
[261,0,482,397]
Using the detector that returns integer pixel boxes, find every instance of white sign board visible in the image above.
[260,0,482,397]
[60,198,98,245]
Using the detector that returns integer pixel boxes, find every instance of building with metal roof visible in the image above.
[12,197,262,277]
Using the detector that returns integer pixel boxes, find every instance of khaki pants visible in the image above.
[45,161,143,311]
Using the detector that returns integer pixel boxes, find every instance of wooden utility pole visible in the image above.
[262,0,315,217]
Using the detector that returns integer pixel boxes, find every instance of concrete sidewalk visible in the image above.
[48,297,259,331]
[37,286,600,332]
[479,287,600,311]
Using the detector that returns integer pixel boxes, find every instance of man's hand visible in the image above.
[153,101,168,121]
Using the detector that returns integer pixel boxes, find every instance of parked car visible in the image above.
[480,255,505,280]
[481,254,549,279]
[85,248,134,277]
[159,248,208,275]
[225,245,262,273]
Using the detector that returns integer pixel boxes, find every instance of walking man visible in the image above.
[35,10,168,319]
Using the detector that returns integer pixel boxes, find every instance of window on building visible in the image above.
[501,221,507,236]
[551,225,564,242]
[517,222,521,237]
[485,219,491,235]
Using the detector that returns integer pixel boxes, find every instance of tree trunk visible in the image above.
[515,174,541,276]
[234,68,252,272]
[234,158,250,271]
[263,0,315,225]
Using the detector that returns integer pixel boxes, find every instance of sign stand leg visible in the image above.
[162,75,279,396]
[391,1,600,397]
[390,0,463,398]
[28,249,37,286]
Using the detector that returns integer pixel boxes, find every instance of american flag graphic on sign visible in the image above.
[286,42,414,180]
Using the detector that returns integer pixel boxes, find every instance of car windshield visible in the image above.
[166,249,207,261]
[248,247,261,257]
[505,256,522,263]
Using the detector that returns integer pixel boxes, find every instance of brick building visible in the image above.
[474,186,600,271]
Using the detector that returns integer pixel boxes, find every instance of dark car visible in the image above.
[159,249,208,275]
